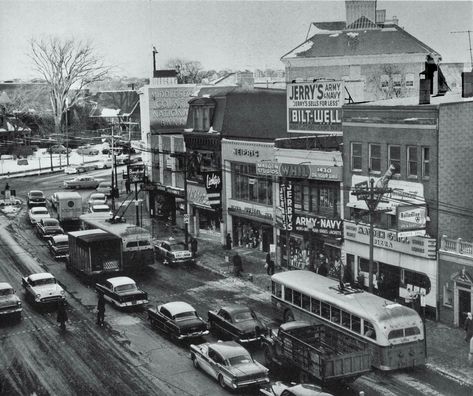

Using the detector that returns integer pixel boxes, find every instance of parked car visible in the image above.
[48,234,69,259]
[22,272,65,305]
[46,144,71,154]
[0,282,22,319]
[208,305,267,344]
[96,158,113,169]
[260,382,334,396]
[77,145,99,156]
[27,190,47,207]
[35,218,64,239]
[96,181,113,197]
[95,277,148,309]
[154,238,194,266]
[64,176,101,189]
[28,206,51,225]
[190,341,269,390]
[87,193,107,206]
[88,204,112,217]
[123,156,143,165]
[147,301,209,340]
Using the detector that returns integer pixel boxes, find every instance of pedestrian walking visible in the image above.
[97,293,106,326]
[125,179,131,194]
[191,237,198,259]
[225,233,232,250]
[268,259,275,276]
[464,312,473,342]
[233,253,243,277]
[265,252,271,273]
[57,300,68,331]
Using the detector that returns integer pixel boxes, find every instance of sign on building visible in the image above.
[203,171,222,208]
[277,181,294,231]
[397,205,427,237]
[287,81,344,133]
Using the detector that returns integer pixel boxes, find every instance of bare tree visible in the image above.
[165,58,203,84]
[29,37,110,135]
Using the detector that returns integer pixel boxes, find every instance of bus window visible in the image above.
[293,290,302,307]
[126,241,138,248]
[405,326,421,337]
[311,298,320,315]
[388,329,404,340]
[352,316,361,333]
[341,310,351,329]
[364,321,376,340]
[302,294,310,311]
[272,281,282,298]
[139,240,151,246]
[331,306,341,324]
[321,302,330,320]
[284,287,293,303]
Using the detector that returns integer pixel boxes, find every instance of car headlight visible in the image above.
[35,293,41,300]
[60,289,66,296]
[17,301,22,306]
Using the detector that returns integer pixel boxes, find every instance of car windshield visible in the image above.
[227,354,253,366]
[115,284,137,293]
[32,278,56,286]
[233,310,256,323]
[44,220,58,226]
[30,192,43,197]
[56,241,69,247]
[174,311,197,320]
[93,207,109,213]
[171,243,187,251]
[0,288,14,296]
[33,209,49,215]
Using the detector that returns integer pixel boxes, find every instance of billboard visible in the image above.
[397,205,427,237]
[287,81,344,133]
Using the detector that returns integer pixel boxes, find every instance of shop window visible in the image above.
[351,142,362,171]
[443,282,453,307]
[369,143,381,172]
[359,257,378,274]
[311,298,320,315]
[403,269,431,294]
[407,146,418,178]
[389,145,401,174]
[422,147,430,179]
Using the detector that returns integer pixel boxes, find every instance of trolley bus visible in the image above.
[79,214,154,272]
[271,270,425,371]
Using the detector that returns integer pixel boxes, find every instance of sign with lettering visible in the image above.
[149,85,196,131]
[343,220,436,259]
[228,203,273,221]
[293,214,343,237]
[397,205,427,231]
[187,183,212,208]
[256,161,342,181]
[203,171,222,208]
[287,81,344,133]
[277,181,294,231]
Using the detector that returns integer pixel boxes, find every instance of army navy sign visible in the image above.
[287,81,344,133]
[293,213,343,237]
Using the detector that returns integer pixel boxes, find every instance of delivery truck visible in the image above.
[50,191,83,231]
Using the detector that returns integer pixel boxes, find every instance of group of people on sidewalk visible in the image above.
[55,293,106,331]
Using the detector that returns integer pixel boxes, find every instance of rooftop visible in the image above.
[351,92,473,107]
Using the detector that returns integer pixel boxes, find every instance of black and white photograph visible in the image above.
[1,0,473,395]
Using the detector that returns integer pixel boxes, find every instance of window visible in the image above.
[443,281,453,306]
[393,74,401,88]
[389,145,401,174]
[293,290,302,307]
[422,147,430,179]
[406,73,415,87]
[381,74,389,88]
[363,321,376,339]
[388,329,404,340]
[302,294,310,311]
[232,163,272,205]
[369,144,381,172]
[341,311,351,329]
[293,182,339,217]
[272,281,282,298]
[331,306,341,324]
[352,316,361,333]
[321,302,330,319]
[407,146,418,177]
[405,326,421,336]
[284,287,293,303]
[351,143,362,171]
[311,298,320,315]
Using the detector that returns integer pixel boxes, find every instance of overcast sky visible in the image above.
[1,0,472,81]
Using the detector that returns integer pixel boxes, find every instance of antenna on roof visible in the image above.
[451,30,473,71]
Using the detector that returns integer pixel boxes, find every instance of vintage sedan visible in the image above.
[22,272,66,305]
[48,234,69,259]
[154,238,194,266]
[147,301,208,340]
[35,218,64,239]
[190,341,269,390]
[28,206,51,225]
[260,382,334,396]
[95,277,148,309]
[96,181,113,197]
[64,176,101,189]
[27,190,47,207]
[88,204,112,217]
[77,145,99,156]
[208,305,267,344]
[87,192,107,206]
[0,282,22,319]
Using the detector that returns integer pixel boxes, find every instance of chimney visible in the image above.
[419,78,431,105]
[236,71,254,90]
[376,9,386,24]
[345,0,377,26]
[462,72,473,98]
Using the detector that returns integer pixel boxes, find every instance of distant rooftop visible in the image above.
[351,92,473,107]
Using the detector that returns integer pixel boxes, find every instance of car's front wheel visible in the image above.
[192,355,199,369]
[218,375,226,389]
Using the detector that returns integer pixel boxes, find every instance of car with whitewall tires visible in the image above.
[22,273,66,305]
[27,190,47,207]
[28,206,51,225]
[0,282,22,319]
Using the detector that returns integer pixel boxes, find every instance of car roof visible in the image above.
[29,272,54,281]
[208,341,249,358]
[98,181,111,186]
[28,190,44,195]
[31,206,49,212]
[106,276,136,287]
[279,321,312,332]
[220,304,253,315]
[90,193,105,197]
[0,282,13,290]
[161,301,195,316]
[91,204,109,209]
[51,235,69,243]
[43,218,60,224]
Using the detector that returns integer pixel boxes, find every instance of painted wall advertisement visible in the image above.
[149,86,196,132]
[276,182,294,231]
[287,81,344,133]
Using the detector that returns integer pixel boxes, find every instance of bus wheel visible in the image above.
[284,310,295,322]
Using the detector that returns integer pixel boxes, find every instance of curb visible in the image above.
[425,362,473,388]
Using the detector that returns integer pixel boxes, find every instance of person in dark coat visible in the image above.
[97,293,106,326]
[233,253,243,277]
[125,179,131,194]
[57,300,68,330]
[225,233,232,250]
[268,259,275,276]
[464,312,473,342]
[190,237,198,259]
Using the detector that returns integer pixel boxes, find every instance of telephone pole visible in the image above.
[451,30,473,70]
[351,166,395,293]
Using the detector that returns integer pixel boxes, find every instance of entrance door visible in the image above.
[379,263,401,301]
[458,289,471,327]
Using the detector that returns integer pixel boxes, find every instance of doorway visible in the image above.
[458,288,471,327]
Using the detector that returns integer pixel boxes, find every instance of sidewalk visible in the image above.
[150,219,473,387]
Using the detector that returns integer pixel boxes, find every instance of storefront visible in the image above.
[187,182,221,235]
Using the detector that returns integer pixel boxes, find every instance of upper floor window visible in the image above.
[369,144,381,172]
[422,147,430,179]
[188,98,216,132]
[406,73,415,87]
[407,146,418,178]
[380,74,389,89]
[393,74,401,89]
[389,145,401,174]
[351,143,362,171]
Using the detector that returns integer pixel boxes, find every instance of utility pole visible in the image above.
[451,30,473,70]
[183,153,189,248]
[64,98,70,166]
[351,165,395,293]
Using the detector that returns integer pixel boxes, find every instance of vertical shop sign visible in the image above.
[279,181,294,231]
[203,171,222,207]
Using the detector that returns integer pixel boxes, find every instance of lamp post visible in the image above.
[64,98,69,166]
